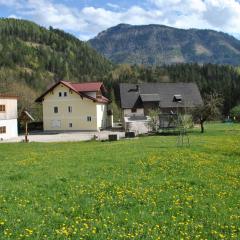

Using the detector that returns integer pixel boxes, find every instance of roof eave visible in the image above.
[35,80,81,103]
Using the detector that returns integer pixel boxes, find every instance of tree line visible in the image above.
[105,64,240,117]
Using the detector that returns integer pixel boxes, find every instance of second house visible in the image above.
[36,81,111,131]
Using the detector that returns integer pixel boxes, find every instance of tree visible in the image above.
[192,93,223,133]
[109,89,121,122]
[230,105,240,122]
[147,109,160,132]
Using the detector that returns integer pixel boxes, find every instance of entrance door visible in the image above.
[52,120,61,129]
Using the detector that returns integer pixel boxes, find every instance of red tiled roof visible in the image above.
[71,82,103,92]
[36,81,109,103]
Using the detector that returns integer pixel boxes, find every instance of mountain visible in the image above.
[0,18,112,115]
[89,24,240,65]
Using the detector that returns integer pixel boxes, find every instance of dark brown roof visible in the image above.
[120,82,203,109]
[0,94,18,99]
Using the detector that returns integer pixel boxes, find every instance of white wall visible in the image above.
[0,98,18,120]
[97,104,107,129]
[123,108,144,117]
[0,98,18,140]
[0,119,18,140]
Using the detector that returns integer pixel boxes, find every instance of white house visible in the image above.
[36,81,112,131]
[0,95,18,140]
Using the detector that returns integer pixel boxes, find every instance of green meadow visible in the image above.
[0,124,239,239]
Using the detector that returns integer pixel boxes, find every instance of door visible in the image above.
[52,120,61,129]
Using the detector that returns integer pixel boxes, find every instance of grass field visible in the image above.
[0,123,240,239]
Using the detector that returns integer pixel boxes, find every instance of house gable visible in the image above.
[36,81,109,104]
[43,83,83,102]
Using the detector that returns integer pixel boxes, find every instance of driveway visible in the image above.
[0,131,126,143]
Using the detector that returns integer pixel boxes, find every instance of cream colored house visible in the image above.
[0,95,18,140]
[36,81,111,131]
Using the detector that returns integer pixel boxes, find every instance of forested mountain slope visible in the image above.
[89,24,240,65]
[0,18,112,113]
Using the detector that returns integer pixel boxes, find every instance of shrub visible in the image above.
[180,114,194,129]
[230,105,240,122]
[148,109,160,132]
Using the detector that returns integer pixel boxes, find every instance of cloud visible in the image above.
[149,0,240,33]
[0,0,22,8]
[1,0,240,40]
[106,3,120,9]
[8,14,21,19]
[203,0,240,31]
[21,0,88,32]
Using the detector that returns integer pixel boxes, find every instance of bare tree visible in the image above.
[192,93,223,133]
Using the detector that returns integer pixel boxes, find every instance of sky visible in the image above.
[0,0,240,40]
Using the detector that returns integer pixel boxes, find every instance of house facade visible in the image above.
[120,82,203,116]
[120,82,203,133]
[36,81,111,131]
[0,95,18,140]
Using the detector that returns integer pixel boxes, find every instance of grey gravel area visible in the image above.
[0,131,126,143]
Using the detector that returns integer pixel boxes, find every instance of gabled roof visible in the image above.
[19,110,35,121]
[120,82,203,109]
[35,81,109,103]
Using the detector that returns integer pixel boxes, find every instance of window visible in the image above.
[0,126,6,134]
[59,92,62,97]
[87,116,92,122]
[51,120,61,128]
[69,123,73,128]
[0,105,6,112]
[173,94,182,103]
[68,106,72,113]
[131,108,137,113]
[64,92,67,97]
[54,107,58,113]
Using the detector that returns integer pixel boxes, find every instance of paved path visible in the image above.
[0,131,126,143]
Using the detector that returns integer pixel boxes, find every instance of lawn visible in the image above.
[0,123,239,239]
